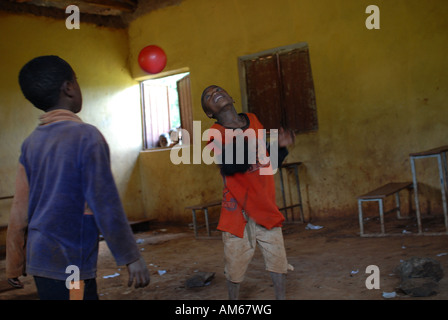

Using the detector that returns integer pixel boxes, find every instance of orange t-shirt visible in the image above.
[207,113,285,238]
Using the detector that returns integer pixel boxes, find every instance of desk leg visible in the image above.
[279,168,288,221]
[395,192,402,219]
[437,154,448,233]
[443,152,448,187]
[204,208,210,237]
[293,165,305,223]
[379,199,385,235]
[410,157,423,234]
[358,200,364,236]
[192,209,198,238]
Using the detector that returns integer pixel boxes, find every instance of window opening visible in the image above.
[140,72,192,149]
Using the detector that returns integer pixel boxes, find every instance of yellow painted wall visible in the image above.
[139,146,222,223]
[130,0,448,220]
[0,12,145,247]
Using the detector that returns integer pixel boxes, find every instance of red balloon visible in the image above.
[138,45,167,74]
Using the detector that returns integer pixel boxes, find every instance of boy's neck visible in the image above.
[45,105,78,114]
[216,108,247,129]
[46,106,70,112]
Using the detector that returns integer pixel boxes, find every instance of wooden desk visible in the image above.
[186,200,221,238]
[410,145,448,235]
[278,162,305,223]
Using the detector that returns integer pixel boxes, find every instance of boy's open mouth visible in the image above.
[214,94,223,103]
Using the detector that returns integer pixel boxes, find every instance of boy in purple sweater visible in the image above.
[6,55,149,299]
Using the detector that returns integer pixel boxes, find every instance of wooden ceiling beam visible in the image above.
[81,0,138,13]
[7,0,138,13]
[0,0,127,28]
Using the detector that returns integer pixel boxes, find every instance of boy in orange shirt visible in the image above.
[201,85,294,299]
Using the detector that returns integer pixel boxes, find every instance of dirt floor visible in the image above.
[0,216,447,301]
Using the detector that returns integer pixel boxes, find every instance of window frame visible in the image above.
[139,69,192,150]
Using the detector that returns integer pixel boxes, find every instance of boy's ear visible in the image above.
[60,80,75,98]
[204,107,214,118]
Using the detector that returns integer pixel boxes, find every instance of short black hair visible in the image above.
[18,55,75,111]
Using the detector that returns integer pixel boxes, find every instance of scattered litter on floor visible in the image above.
[382,291,397,299]
[136,239,144,244]
[437,253,448,257]
[305,223,323,230]
[103,272,120,279]
[185,272,215,288]
[158,270,167,276]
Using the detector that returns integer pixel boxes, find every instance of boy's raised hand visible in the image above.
[127,256,150,288]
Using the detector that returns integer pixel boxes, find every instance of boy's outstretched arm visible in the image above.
[82,130,150,288]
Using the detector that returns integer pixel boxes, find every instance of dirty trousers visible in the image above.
[222,217,288,283]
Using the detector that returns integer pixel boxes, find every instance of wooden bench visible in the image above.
[358,182,413,237]
[128,218,155,233]
[185,200,221,238]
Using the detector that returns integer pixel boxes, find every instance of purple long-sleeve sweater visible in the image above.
[20,118,140,280]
